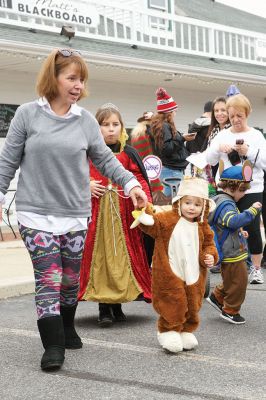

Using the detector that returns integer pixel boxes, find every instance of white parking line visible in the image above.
[0,326,265,372]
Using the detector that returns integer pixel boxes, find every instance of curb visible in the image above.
[0,277,34,299]
[0,240,24,249]
[0,240,34,299]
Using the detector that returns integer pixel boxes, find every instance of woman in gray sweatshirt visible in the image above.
[0,48,147,371]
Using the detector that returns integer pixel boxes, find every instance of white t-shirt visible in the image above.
[206,127,266,194]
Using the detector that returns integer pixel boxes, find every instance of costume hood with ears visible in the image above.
[131,177,216,228]
[172,177,216,221]
[219,159,253,183]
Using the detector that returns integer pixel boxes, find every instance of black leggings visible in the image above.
[237,192,263,255]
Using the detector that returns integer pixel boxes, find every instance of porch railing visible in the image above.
[0,1,265,66]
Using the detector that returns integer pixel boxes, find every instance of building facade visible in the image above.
[0,0,266,229]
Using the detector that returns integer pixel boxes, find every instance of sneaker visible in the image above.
[249,267,264,284]
[220,310,246,324]
[206,293,223,312]
[210,264,221,274]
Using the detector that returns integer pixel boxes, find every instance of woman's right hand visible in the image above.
[219,143,233,153]
[90,180,106,198]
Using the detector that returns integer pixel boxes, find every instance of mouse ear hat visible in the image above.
[219,160,253,182]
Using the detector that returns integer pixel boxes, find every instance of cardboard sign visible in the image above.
[143,155,162,180]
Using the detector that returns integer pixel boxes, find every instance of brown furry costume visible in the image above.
[132,177,218,352]
[140,204,218,335]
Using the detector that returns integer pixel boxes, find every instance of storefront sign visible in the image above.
[0,0,99,28]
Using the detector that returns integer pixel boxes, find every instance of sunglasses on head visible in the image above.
[57,49,81,57]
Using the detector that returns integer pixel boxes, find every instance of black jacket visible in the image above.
[186,116,211,153]
[153,122,189,169]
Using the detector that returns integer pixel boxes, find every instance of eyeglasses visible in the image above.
[57,49,81,57]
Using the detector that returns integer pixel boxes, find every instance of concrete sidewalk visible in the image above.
[0,239,34,299]
[0,225,265,300]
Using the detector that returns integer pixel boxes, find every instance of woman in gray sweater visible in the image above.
[0,49,147,371]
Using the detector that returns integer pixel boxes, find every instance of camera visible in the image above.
[236,139,244,145]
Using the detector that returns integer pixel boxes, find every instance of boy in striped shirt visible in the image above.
[207,161,261,324]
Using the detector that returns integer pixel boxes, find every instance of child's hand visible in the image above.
[252,202,262,209]
[204,254,214,267]
[90,180,106,198]
[242,230,249,239]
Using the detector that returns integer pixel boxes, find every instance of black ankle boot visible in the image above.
[98,303,113,327]
[60,304,83,349]
[37,316,65,371]
[111,303,126,322]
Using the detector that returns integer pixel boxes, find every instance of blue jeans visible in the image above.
[160,166,184,197]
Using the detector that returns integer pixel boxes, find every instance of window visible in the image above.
[148,0,167,11]
[150,16,167,30]
[148,0,172,31]
[0,104,19,138]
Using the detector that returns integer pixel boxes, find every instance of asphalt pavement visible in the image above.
[1,238,266,399]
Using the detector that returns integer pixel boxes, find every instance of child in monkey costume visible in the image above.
[131,177,218,353]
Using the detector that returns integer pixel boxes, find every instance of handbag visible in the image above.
[227,150,241,166]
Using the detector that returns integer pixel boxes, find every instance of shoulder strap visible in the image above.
[212,200,234,249]
[213,200,234,224]
[124,144,152,196]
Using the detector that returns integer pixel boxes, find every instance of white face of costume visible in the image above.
[180,196,204,222]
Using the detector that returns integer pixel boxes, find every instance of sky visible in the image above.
[217,0,266,18]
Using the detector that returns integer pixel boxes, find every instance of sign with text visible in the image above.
[143,155,162,181]
[0,104,19,138]
[0,0,99,28]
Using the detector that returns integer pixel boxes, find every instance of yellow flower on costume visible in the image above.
[132,208,144,219]
[130,208,154,229]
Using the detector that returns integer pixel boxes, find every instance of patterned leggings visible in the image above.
[19,224,87,319]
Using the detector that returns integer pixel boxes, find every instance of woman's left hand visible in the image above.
[233,143,249,157]
[183,133,197,141]
[129,186,148,208]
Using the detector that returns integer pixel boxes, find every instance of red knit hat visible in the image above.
[156,87,178,113]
